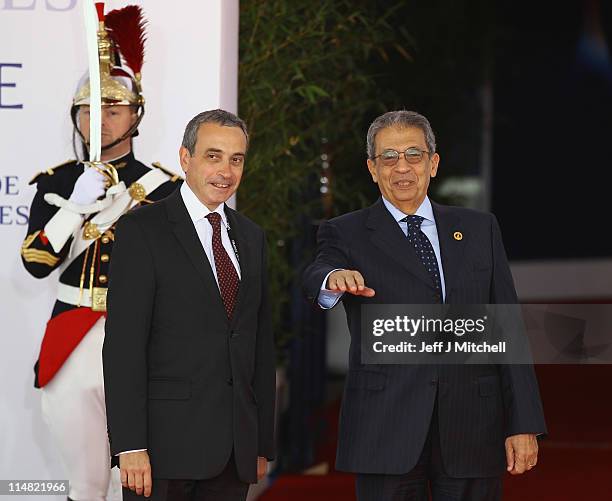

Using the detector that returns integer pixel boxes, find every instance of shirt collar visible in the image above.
[180,181,228,227]
[382,196,435,225]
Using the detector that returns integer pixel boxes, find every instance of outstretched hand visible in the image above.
[327,270,375,297]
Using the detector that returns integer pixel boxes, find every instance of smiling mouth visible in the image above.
[394,180,415,187]
[211,182,231,189]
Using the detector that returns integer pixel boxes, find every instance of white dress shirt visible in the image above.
[180,181,241,285]
[318,196,446,309]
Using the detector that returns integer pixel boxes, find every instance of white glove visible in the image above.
[69,167,107,206]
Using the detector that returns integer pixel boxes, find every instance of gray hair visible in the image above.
[366,110,436,159]
[181,109,249,155]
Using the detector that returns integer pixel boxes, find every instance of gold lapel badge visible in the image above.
[453,231,463,241]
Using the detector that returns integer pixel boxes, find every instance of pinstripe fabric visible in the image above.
[303,198,547,478]
[355,400,503,501]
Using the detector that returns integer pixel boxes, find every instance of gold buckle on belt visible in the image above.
[92,287,108,312]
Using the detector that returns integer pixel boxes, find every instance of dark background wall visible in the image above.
[492,0,611,259]
[344,0,612,260]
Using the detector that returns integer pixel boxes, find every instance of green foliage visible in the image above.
[238,0,411,342]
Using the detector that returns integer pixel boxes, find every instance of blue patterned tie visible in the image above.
[402,215,442,302]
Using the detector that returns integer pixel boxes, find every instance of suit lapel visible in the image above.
[367,199,435,290]
[432,202,466,302]
[165,190,227,317]
[224,206,251,328]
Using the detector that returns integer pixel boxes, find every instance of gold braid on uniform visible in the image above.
[78,245,91,308]
[152,162,183,183]
[21,231,59,267]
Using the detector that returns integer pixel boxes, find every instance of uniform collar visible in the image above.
[90,151,134,169]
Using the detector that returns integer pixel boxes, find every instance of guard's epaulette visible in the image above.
[152,161,183,182]
[29,159,77,185]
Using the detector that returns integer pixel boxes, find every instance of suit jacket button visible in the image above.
[227,378,233,386]
[429,379,438,386]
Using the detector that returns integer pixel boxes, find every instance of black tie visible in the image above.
[402,215,443,302]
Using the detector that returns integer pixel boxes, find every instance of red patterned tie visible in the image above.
[206,212,240,319]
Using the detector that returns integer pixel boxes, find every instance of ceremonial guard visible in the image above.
[20,4,180,500]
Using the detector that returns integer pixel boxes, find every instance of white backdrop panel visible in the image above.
[0,0,238,495]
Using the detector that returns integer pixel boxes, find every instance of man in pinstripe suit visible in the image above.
[303,111,546,500]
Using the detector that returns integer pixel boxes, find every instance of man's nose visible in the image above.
[101,110,111,127]
[395,156,412,172]
[218,160,233,175]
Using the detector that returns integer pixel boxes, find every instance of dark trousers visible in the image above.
[355,401,502,501]
[122,453,249,501]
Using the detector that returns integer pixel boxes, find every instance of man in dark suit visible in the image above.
[103,109,276,501]
[303,110,546,500]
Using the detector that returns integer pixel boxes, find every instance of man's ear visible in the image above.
[179,146,191,173]
[367,158,378,183]
[430,153,440,178]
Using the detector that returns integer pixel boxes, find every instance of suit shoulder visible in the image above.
[326,206,370,232]
[226,207,264,235]
[122,195,167,225]
[328,206,369,225]
[433,203,502,241]
[29,159,78,185]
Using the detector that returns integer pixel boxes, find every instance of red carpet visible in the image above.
[261,365,612,500]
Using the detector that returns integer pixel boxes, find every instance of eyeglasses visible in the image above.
[373,147,431,166]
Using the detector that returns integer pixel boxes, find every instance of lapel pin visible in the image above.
[453,231,463,241]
